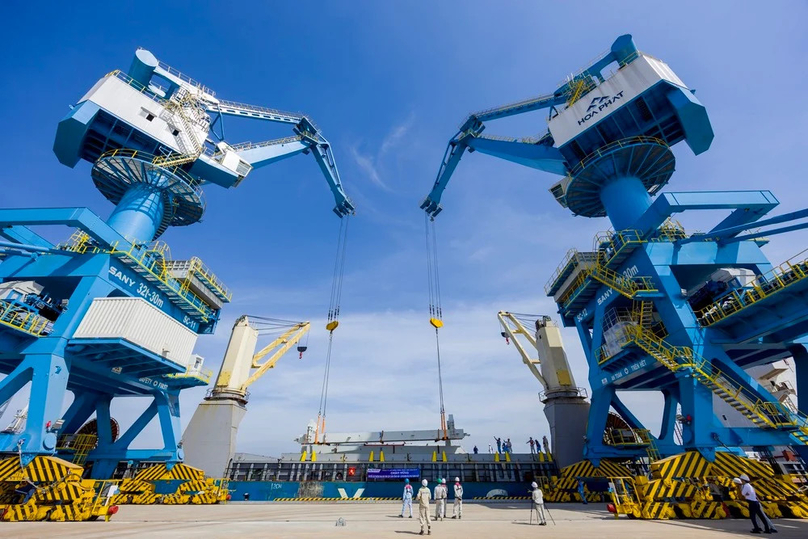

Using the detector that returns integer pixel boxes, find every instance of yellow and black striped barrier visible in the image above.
[472,496,530,500]
[0,455,116,522]
[609,451,808,520]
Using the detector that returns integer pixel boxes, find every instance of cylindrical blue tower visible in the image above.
[562,138,675,231]
[91,150,206,242]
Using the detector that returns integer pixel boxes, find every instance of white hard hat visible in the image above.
[422,479,428,487]
[455,477,460,482]
[732,478,742,484]
[740,474,750,482]
[441,478,446,484]
[531,482,538,488]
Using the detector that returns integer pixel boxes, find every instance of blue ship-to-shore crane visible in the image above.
[422,34,808,464]
[0,49,352,478]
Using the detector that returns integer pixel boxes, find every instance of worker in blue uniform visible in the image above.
[400,478,413,518]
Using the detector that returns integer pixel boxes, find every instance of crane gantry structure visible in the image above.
[0,48,353,486]
[423,34,808,466]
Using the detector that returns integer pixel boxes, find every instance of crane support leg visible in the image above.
[791,344,808,414]
[0,354,69,462]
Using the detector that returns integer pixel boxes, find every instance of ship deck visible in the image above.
[5,502,807,538]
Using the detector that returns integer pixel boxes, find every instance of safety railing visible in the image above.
[58,230,94,254]
[539,387,588,401]
[109,241,216,321]
[215,99,304,123]
[697,249,808,326]
[228,135,303,153]
[604,427,649,447]
[97,149,207,208]
[589,264,657,298]
[568,136,668,178]
[463,93,555,127]
[56,433,98,465]
[651,219,687,242]
[594,229,645,266]
[557,270,590,308]
[98,149,204,188]
[0,300,51,337]
[564,76,597,106]
[107,70,166,106]
[166,257,232,302]
[545,248,583,294]
[165,367,214,384]
[155,58,215,95]
[621,325,808,436]
[152,89,207,168]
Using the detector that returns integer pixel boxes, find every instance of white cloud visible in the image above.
[350,113,416,192]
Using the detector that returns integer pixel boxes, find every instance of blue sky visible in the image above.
[2,1,807,457]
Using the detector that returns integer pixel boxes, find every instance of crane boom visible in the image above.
[420,35,646,218]
[56,48,354,220]
[497,311,584,399]
[212,316,311,401]
[497,311,546,387]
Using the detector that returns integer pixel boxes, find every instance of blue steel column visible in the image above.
[599,176,653,231]
[790,345,808,414]
[106,182,166,242]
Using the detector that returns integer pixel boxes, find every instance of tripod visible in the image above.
[529,501,554,526]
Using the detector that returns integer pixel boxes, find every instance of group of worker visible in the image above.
[400,477,464,535]
[493,436,513,454]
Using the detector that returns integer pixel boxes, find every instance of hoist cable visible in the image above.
[316,216,350,443]
[333,216,350,320]
[424,215,448,438]
[430,219,443,319]
[321,333,335,419]
[424,213,435,318]
[434,329,446,424]
[327,218,346,322]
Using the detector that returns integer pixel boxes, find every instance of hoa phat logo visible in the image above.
[577,91,624,126]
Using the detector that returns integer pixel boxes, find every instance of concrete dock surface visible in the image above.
[5,502,807,538]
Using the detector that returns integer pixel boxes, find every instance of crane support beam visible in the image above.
[467,137,566,174]
[420,136,471,218]
[633,190,780,238]
[309,138,355,217]
[206,100,302,125]
[467,93,562,124]
[236,138,309,168]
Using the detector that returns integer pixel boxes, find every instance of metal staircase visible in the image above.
[154,89,205,168]
[622,325,808,444]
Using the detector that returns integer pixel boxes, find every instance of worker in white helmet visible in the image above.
[736,474,777,534]
[416,479,432,535]
[451,476,463,519]
[531,481,547,525]
[400,478,413,518]
[434,478,447,520]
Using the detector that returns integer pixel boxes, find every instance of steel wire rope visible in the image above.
[425,213,435,318]
[315,216,351,442]
[424,216,447,438]
[327,219,346,322]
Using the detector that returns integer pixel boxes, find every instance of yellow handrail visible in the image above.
[697,250,808,326]
[0,300,51,337]
[165,368,214,384]
[620,325,808,435]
